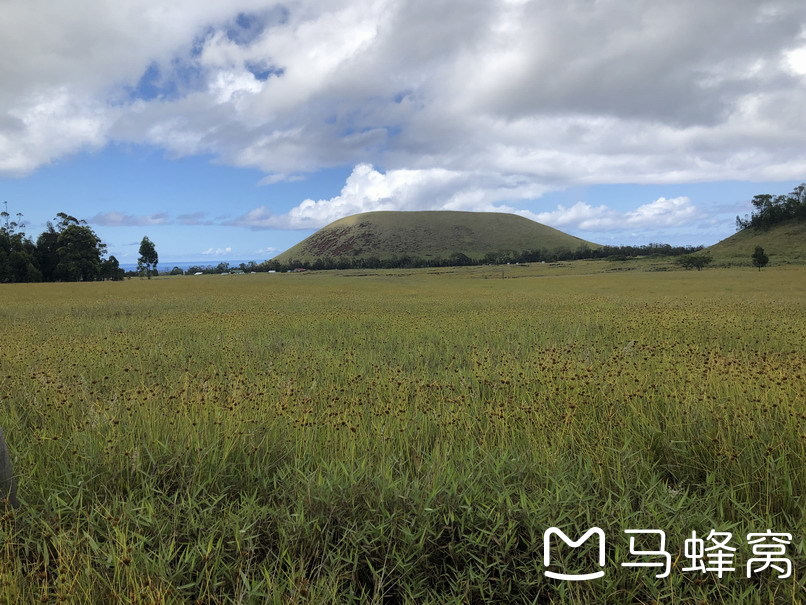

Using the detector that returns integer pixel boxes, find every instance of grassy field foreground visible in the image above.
[0,266,805,603]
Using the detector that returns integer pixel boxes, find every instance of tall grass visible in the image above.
[0,265,804,603]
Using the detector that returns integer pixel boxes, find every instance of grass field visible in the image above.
[1,264,805,603]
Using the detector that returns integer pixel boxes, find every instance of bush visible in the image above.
[675,254,713,271]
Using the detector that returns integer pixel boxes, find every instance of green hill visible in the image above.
[273,211,600,263]
[706,219,806,265]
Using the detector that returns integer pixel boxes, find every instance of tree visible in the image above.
[137,236,158,279]
[675,253,713,271]
[751,246,769,271]
[736,183,806,231]
[0,209,124,283]
[448,252,472,266]
[0,212,41,283]
[35,226,60,281]
[100,255,125,281]
[50,214,106,282]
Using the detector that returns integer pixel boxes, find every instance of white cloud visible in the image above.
[785,46,806,75]
[532,197,701,232]
[232,163,548,229]
[0,0,276,174]
[530,202,617,230]
[2,0,806,191]
[623,196,700,227]
[201,246,233,255]
[234,162,703,236]
[0,88,112,175]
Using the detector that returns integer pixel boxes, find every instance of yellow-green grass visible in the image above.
[706,219,806,266]
[0,267,804,603]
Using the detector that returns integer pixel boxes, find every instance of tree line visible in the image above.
[1,209,708,282]
[256,243,705,273]
[735,183,806,231]
[1,207,164,283]
[0,212,127,283]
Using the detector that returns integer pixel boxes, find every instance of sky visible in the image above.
[1,0,806,263]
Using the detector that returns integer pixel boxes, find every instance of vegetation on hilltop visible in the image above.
[735,183,806,231]
[704,183,806,266]
[707,219,806,265]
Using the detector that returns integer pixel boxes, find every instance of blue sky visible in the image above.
[2,1,806,263]
[2,146,353,263]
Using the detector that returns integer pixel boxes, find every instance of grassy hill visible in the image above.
[273,211,600,263]
[706,219,806,265]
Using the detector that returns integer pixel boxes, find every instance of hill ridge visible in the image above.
[706,218,806,265]
[273,210,600,263]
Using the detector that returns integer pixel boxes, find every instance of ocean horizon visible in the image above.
[119,259,265,272]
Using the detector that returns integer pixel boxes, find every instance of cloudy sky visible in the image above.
[2,0,805,263]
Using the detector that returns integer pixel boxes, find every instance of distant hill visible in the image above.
[272,211,600,263]
[706,219,806,265]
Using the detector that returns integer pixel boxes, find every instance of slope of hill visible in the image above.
[273,211,600,263]
[706,219,806,265]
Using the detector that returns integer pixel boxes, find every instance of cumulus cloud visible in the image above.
[0,1,272,175]
[531,197,702,231]
[2,0,806,192]
[0,89,112,175]
[231,163,548,229]
[233,162,704,236]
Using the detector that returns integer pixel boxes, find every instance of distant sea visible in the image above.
[119,260,263,272]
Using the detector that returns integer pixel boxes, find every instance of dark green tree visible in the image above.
[751,246,769,271]
[137,236,159,279]
[1,210,122,283]
[675,253,713,271]
[448,252,472,266]
[51,214,106,281]
[0,211,41,283]
[736,183,806,230]
[35,226,60,281]
[100,255,125,281]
